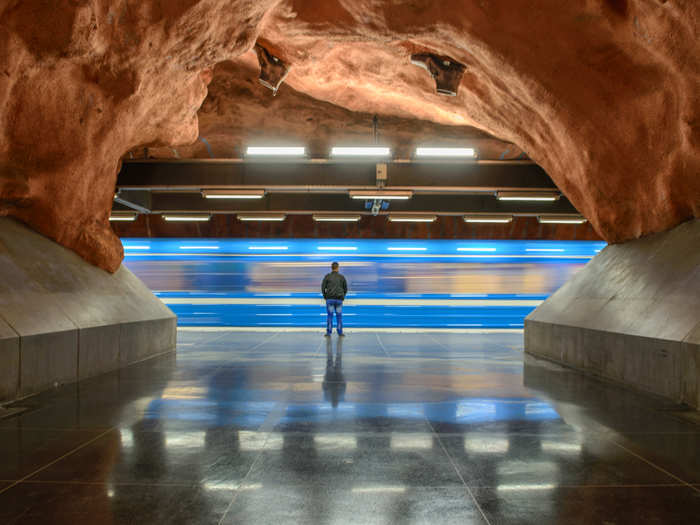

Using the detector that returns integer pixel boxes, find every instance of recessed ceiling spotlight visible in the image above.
[202,189,266,199]
[415,147,476,158]
[331,147,391,157]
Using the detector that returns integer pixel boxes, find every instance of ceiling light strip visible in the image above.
[237,214,286,222]
[331,147,391,157]
[415,147,476,158]
[349,190,413,200]
[312,215,362,222]
[496,191,560,201]
[246,146,305,156]
[388,215,436,223]
[162,214,211,222]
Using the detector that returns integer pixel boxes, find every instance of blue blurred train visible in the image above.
[122,238,605,329]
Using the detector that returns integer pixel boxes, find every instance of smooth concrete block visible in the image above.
[78,324,121,381]
[0,316,20,402]
[20,329,78,397]
[119,317,177,367]
[0,217,176,402]
[525,219,700,409]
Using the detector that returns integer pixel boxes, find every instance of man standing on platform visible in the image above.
[322,262,347,337]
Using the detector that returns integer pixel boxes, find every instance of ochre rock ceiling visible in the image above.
[1,0,698,272]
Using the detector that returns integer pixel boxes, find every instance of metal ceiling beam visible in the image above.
[113,190,152,214]
[144,192,579,215]
[116,159,556,192]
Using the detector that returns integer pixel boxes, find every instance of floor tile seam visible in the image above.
[0,426,116,496]
[243,331,283,354]
[374,333,391,358]
[609,440,700,494]
[217,433,272,525]
[426,333,451,353]
[425,417,493,525]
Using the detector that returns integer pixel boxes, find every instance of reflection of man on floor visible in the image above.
[321,261,347,337]
[323,336,346,407]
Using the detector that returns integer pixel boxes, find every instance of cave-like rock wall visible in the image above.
[145,59,528,161]
[0,0,277,271]
[1,0,698,272]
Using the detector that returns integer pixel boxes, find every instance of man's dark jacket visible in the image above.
[322,272,347,300]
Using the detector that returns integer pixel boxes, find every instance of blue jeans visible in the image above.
[326,299,343,334]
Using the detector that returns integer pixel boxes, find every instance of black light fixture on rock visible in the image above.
[254,44,289,96]
[410,53,466,96]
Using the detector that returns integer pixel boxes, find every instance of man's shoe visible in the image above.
[324,333,331,338]
[338,333,346,337]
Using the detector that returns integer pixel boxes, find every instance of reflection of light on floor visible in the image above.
[120,429,134,449]
[204,482,262,491]
[541,441,582,454]
[314,434,357,449]
[351,486,407,493]
[165,430,206,448]
[464,436,509,454]
[390,433,433,450]
[497,483,556,491]
[161,386,207,400]
[498,460,558,480]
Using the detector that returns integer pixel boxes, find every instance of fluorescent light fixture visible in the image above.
[109,213,138,221]
[331,146,391,157]
[415,147,476,158]
[457,247,497,252]
[248,245,289,250]
[317,246,358,251]
[312,214,362,222]
[245,146,305,156]
[179,245,219,250]
[237,214,286,221]
[496,191,560,201]
[387,215,436,223]
[349,190,412,200]
[162,214,211,222]
[202,189,265,199]
[538,215,587,224]
[123,245,151,250]
[525,248,564,252]
[387,246,427,251]
[464,214,513,223]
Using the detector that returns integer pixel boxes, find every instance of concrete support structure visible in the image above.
[0,218,176,402]
[525,219,700,409]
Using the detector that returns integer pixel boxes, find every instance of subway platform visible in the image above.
[0,330,699,524]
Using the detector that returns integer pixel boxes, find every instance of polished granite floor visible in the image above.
[1,330,699,524]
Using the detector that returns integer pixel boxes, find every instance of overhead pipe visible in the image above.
[410,53,466,96]
[254,44,289,96]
